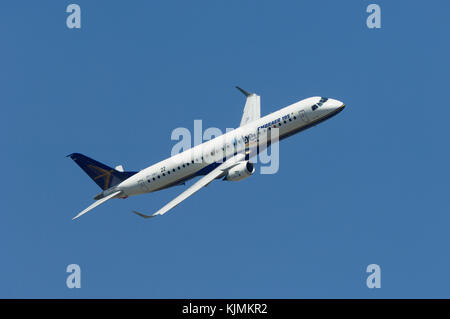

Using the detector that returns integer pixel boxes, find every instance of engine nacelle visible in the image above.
[224,161,255,182]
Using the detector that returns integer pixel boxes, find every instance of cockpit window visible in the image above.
[312,97,329,111]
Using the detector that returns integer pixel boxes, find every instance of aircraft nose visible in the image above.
[327,99,345,111]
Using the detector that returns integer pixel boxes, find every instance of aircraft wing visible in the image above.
[72,190,122,220]
[237,86,260,127]
[132,153,245,219]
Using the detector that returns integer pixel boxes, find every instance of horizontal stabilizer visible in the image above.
[73,190,122,220]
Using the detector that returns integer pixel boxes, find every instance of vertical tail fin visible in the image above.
[67,153,137,190]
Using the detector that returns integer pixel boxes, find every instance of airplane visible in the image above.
[68,87,345,220]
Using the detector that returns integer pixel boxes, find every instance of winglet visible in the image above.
[236,86,252,97]
[132,210,157,219]
[237,86,260,127]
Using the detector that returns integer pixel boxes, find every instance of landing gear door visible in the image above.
[299,110,309,123]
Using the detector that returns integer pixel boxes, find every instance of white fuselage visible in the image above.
[114,96,345,198]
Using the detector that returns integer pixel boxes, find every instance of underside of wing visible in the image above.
[132,153,245,219]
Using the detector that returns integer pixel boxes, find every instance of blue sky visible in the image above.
[1,0,449,298]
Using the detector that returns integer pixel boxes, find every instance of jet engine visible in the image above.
[224,161,255,181]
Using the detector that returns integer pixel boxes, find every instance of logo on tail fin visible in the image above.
[88,165,116,190]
